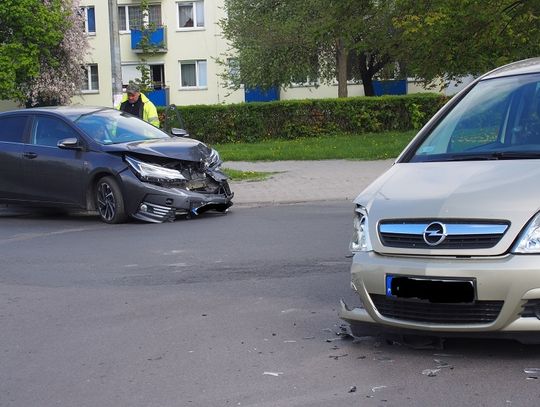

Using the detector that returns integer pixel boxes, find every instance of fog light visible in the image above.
[520,299,540,319]
[140,204,148,212]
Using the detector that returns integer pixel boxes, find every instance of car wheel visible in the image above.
[95,176,127,224]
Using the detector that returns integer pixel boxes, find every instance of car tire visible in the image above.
[95,176,127,224]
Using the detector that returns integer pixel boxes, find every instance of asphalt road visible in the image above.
[1,203,540,407]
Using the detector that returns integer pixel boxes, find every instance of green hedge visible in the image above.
[158,93,448,144]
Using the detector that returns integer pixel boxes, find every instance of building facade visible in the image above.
[75,0,404,108]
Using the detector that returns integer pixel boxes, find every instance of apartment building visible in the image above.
[74,0,395,108]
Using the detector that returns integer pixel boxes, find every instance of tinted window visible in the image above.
[32,117,77,147]
[0,116,27,143]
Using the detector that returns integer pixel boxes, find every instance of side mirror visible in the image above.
[171,128,189,137]
[58,138,82,150]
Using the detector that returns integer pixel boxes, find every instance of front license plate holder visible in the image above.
[386,275,476,303]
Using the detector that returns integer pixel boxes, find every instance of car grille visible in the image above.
[378,220,509,249]
[370,294,503,324]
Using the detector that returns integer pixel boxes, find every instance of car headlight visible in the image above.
[513,212,540,253]
[208,148,222,169]
[125,156,185,184]
[350,205,372,253]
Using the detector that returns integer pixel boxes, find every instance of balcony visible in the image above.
[131,26,167,53]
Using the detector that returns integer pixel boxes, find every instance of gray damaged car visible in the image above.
[0,106,233,223]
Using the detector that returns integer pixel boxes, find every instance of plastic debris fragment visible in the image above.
[329,354,348,360]
[524,368,540,379]
[263,371,283,377]
[422,368,441,377]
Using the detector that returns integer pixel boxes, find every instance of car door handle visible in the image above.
[23,152,38,159]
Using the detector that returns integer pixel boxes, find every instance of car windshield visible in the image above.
[70,109,170,145]
[410,73,540,162]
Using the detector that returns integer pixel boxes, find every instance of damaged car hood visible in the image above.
[356,160,540,254]
[101,137,212,161]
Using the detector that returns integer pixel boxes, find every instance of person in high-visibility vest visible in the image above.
[116,82,160,127]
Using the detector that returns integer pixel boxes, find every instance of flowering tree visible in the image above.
[0,0,88,106]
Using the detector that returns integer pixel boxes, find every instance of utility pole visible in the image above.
[108,0,123,107]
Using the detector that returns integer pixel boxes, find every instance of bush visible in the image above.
[158,93,448,144]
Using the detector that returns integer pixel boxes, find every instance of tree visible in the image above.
[133,0,160,94]
[394,0,540,87]
[0,0,88,106]
[219,0,404,97]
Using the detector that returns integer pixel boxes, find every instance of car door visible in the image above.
[0,114,29,201]
[20,115,87,206]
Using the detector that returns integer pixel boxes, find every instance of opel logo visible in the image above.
[423,222,447,246]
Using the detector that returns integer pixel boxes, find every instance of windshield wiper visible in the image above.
[449,151,540,161]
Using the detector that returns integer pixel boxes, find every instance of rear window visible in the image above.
[0,115,27,143]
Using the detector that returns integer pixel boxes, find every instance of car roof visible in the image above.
[0,106,113,118]
[482,57,540,80]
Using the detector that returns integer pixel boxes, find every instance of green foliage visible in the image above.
[0,0,66,101]
[395,0,540,85]
[133,0,162,93]
[158,94,447,144]
[219,0,403,97]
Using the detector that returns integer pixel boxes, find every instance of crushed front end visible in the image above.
[121,151,233,223]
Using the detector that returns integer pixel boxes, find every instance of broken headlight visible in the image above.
[350,205,372,253]
[125,155,186,184]
[208,148,222,169]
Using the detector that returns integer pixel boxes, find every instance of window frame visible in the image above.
[179,60,207,89]
[119,4,162,33]
[176,1,205,30]
[82,6,96,35]
[81,64,99,93]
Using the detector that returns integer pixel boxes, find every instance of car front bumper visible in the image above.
[119,170,233,223]
[339,251,540,343]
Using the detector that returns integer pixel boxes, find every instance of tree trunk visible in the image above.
[361,73,375,96]
[359,52,375,96]
[336,38,348,98]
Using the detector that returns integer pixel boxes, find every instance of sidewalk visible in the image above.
[225,159,394,206]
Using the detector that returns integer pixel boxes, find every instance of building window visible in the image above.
[119,4,162,31]
[82,64,99,92]
[82,6,96,34]
[177,1,204,29]
[180,60,207,88]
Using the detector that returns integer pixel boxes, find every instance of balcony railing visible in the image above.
[131,26,167,53]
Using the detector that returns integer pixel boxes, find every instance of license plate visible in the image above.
[386,275,475,303]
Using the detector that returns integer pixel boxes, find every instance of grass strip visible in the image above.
[214,130,417,162]
[222,168,275,182]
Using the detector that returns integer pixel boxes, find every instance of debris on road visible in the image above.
[422,368,441,377]
[263,371,284,377]
[524,368,540,379]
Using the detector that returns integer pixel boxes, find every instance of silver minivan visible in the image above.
[340,58,540,344]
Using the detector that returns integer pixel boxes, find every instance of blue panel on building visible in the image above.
[131,27,165,49]
[245,87,279,102]
[373,80,407,96]
[147,89,168,107]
